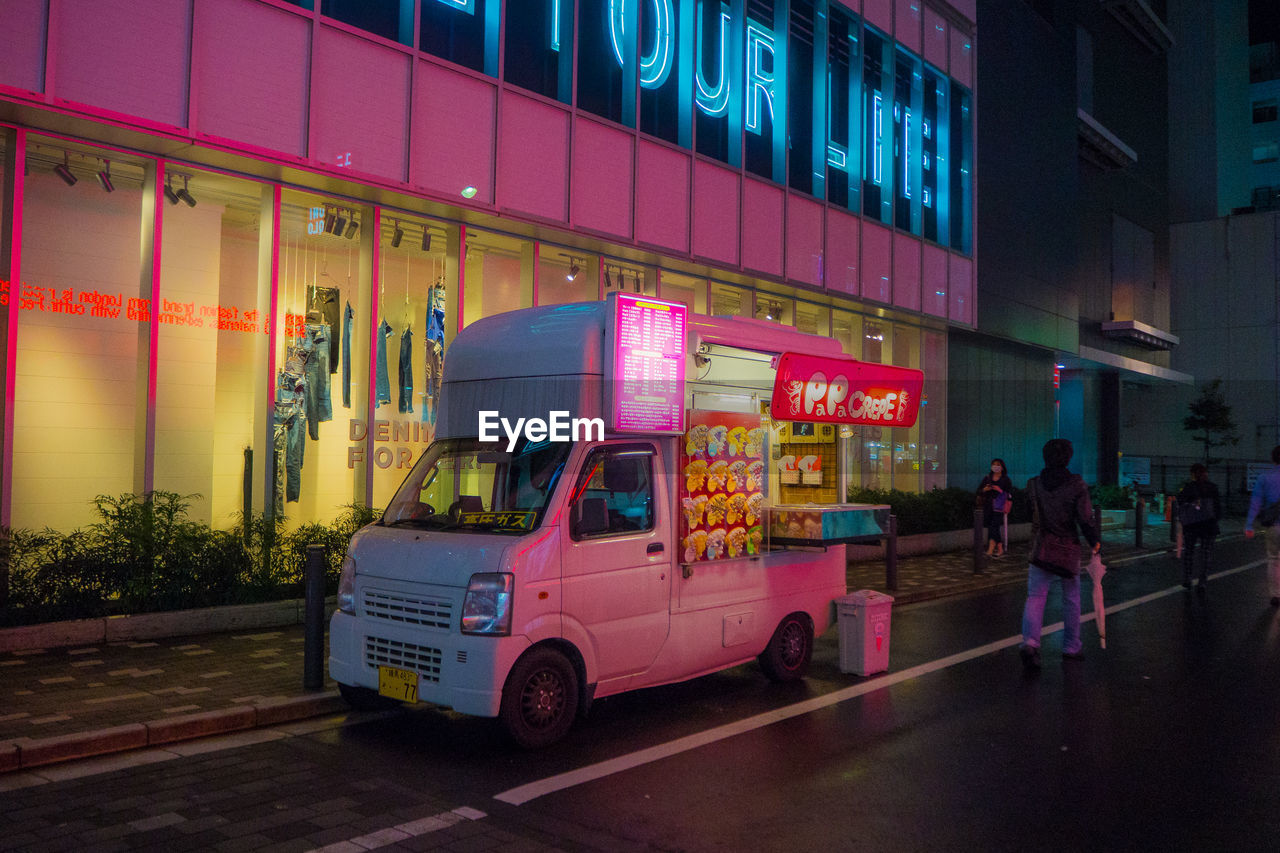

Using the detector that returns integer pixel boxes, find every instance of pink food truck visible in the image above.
[329,293,922,747]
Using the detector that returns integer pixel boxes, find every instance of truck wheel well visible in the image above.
[528,638,593,718]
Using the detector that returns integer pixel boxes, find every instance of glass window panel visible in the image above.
[537,247,598,305]
[920,329,946,491]
[504,0,573,103]
[276,189,371,523]
[462,229,532,326]
[602,261,657,297]
[744,0,783,183]
[639,0,684,144]
[658,271,707,314]
[831,309,862,359]
[709,282,750,317]
[12,139,148,530]
[371,213,457,509]
[421,0,496,75]
[862,319,886,363]
[950,82,973,253]
[321,0,412,45]
[893,48,923,235]
[153,168,270,526]
[578,0,637,127]
[785,0,816,193]
[890,323,919,491]
[793,301,828,336]
[694,0,740,165]
[753,292,792,325]
[921,64,949,244]
[861,25,893,225]
[826,7,860,211]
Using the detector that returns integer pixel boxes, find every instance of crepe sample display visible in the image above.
[679,411,766,564]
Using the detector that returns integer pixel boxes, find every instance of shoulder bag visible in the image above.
[1030,478,1082,578]
[1178,491,1215,527]
[1258,501,1280,528]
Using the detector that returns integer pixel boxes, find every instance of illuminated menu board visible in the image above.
[606,293,687,434]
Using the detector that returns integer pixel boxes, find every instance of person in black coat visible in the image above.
[977,458,1013,557]
[1177,463,1222,591]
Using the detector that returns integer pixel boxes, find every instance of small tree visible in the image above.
[1183,379,1239,464]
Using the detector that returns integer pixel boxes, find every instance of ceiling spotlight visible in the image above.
[332,211,348,236]
[54,153,77,186]
[344,216,359,239]
[391,222,403,248]
[323,207,337,234]
[163,177,180,205]
[604,267,613,290]
[567,262,580,282]
[96,160,114,193]
[174,175,196,207]
[421,229,431,252]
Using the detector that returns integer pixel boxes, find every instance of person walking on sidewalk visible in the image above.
[1245,445,1280,607]
[1019,438,1101,670]
[1177,463,1221,592]
[977,458,1013,558]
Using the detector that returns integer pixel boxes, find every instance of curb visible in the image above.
[0,691,346,773]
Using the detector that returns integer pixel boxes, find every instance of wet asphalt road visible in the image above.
[3,538,1279,852]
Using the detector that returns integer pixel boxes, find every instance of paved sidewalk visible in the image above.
[0,515,1207,775]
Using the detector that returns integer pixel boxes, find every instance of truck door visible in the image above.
[562,442,672,681]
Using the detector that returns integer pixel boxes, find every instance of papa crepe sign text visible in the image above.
[769,352,925,428]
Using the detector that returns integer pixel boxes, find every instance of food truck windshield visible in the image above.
[381,437,570,533]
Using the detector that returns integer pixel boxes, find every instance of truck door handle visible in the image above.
[647,542,664,554]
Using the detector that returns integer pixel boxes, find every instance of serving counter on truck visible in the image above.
[329,293,923,747]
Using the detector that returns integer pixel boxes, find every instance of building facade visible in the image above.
[0,0,976,532]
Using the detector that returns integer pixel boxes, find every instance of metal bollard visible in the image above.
[885,514,899,591]
[1135,497,1145,549]
[303,544,326,690]
[1093,505,1102,542]
[973,508,987,574]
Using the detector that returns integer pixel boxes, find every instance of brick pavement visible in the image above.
[0,515,1203,775]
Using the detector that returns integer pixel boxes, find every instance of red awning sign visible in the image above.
[770,352,925,428]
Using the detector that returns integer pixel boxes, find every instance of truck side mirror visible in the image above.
[572,497,610,537]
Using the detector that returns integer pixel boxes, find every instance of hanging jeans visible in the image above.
[398,326,414,414]
[301,323,333,439]
[272,408,305,506]
[375,318,393,408]
[342,301,353,409]
[423,293,445,425]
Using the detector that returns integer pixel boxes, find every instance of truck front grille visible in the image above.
[365,636,443,683]
[363,589,453,629]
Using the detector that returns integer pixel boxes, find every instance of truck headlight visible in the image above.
[337,554,357,613]
[460,573,513,635]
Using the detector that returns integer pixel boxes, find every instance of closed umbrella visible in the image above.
[1086,550,1107,648]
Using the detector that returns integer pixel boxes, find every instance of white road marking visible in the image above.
[493,558,1268,806]
[305,806,487,853]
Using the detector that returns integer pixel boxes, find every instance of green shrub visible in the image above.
[1089,484,1136,510]
[0,491,378,628]
[846,485,1034,535]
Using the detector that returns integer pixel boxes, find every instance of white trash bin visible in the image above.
[838,590,895,675]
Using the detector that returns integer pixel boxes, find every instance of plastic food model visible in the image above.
[706,493,728,526]
[682,494,708,528]
[684,459,708,491]
[727,493,746,525]
[726,526,747,557]
[705,528,727,560]
[707,425,729,456]
[707,459,729,492]
[727,426,748,455]
[686,424,709,455]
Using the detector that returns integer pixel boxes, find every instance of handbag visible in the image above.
[1031,479,1082,578]
[1178,497,1215,526]
[993,491,1009,513]
[1258,501,1280,528]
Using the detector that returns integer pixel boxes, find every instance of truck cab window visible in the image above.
[571,446,655,539]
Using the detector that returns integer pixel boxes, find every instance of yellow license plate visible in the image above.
[377,666,419,702]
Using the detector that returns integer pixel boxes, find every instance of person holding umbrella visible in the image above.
[1019,438,1101,671]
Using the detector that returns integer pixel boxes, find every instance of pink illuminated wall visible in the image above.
[786,196,824,287]
[635,141,690,254]
[412,61,496,204]
[861,221,892,304]
[311,27,410,183]
[949,254,973,326]
[893,232,921,312]
[825,209,860,296]
[923,8,948,70]
[692,162,740,267]
[192,0,309,155]
[498,93,569,223]
[571,118,634,240]
[51,0,190,129]
[0,0,47,94]
[922,243,948,318]
[742,179,784,277]
[895,0,922,53]
[951,27,973,87]
[863,0,893,34]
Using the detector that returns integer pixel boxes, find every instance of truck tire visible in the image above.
[338,682,403,711]
[500,647,579,749]
[758,613,813,682]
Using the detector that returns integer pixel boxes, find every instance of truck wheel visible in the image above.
[758,613,813,682]
[500,647,579,749]
[338,682,402,711]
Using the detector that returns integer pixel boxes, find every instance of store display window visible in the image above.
[601,261,656,298]
[794,302,829,337]
[832,309,864,360]
[11,139,149,529]
[462,229,531,327]
[275,189,372,524]
[153,168,272,526]
[537,247,598,305]
[659,272,707,315]
[709,282,751,318]
[371,213,458,509]
[753,293,793,325]
[890,323,921,492]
